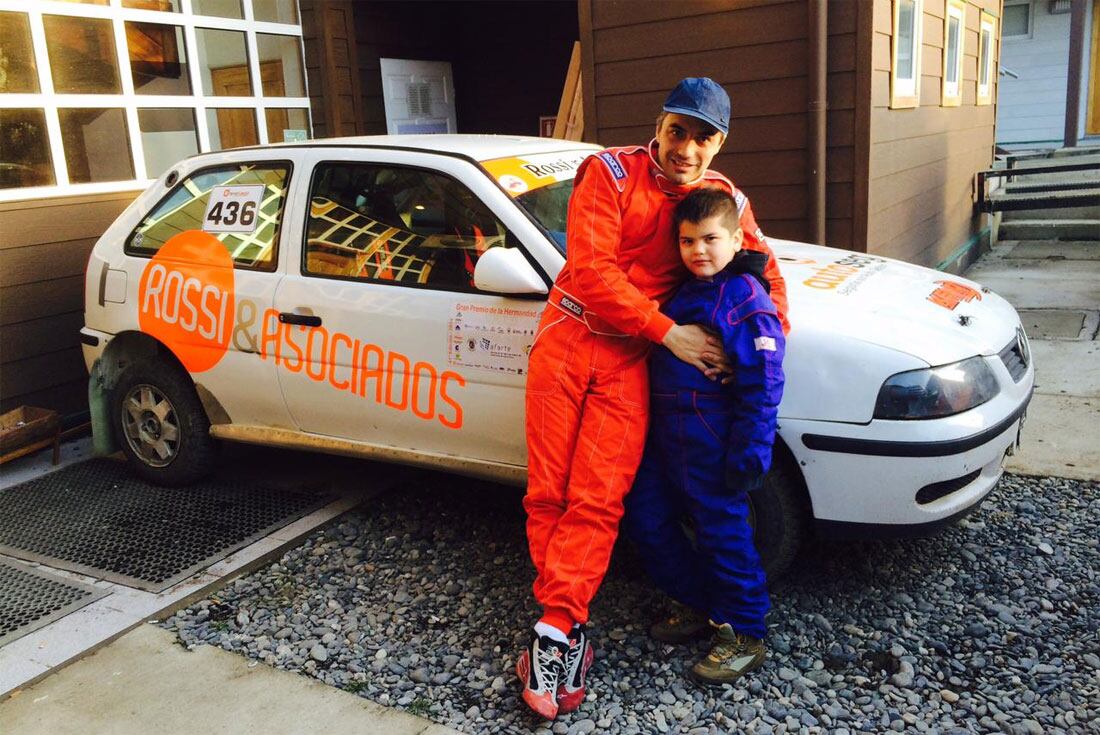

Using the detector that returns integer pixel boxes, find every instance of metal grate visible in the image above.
[998,331,1029,383]
[0,459,330,592]
[0,557,106,647]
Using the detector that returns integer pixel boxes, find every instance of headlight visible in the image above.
[874,356,1000,420]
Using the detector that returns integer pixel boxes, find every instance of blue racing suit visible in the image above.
[623,251,786,639]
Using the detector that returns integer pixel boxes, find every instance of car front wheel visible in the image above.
[750,453,812,580]
[112,359,219,486]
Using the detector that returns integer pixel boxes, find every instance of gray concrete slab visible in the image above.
[0,625,459,735]
[1006,393,1100,482]
[966,256,1100,310]
[1005,241,1100,260]
[1016,309,1093,339]
[997,219,1100,240]
[1028,340,1100,397]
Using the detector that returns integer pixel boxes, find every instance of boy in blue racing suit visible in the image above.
[623,187,786,685]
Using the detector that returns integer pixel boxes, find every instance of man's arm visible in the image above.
[737,198,790,335]
[717,283,786,487]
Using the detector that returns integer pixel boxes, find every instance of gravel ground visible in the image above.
[163,472,1099,734]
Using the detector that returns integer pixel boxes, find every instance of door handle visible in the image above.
[278,312,322,327]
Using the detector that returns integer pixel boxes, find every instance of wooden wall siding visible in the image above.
[865,0,998,267]
[0,191,139,419]
[581,0,862,247]
[300,0,364,138]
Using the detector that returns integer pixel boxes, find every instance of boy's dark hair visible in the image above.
[672,187,741,235]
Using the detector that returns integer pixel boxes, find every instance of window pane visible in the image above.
[1003,5,1029,36]
[946,16,961,84]
[192,0,243,19]
[264,108,310,142]
[44,15,122,94]
[896,0,916,81]
[207,108,258,150]
[980,30,992,85]
[138,108,198,178]
[58,108,135,183]
[0,110,55,189]
[305,163,515,292]
[127,164,288,269]
[256,33,305,97]
[127,22,191,95]
[122,0,181,11]
[252,0,299,25]
[0,12,39,93]
[195,28,251,97]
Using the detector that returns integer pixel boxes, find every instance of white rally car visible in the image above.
[81,136,1033,576]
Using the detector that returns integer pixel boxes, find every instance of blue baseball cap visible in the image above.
[662,77,730,136]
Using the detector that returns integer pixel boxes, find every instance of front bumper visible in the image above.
[781,354,1034,535]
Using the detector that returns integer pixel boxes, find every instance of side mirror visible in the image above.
[473,247,548,295]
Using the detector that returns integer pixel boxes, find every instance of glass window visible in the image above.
[0,109,55,189]
[138,108,199,178]
[890,0,922,107]
[126,22,191,96]
[305,163,517,293]
[264,108,310,143]
[977,13,995,105]
[945,17,960,85]
[195,28,251,97]
[0,12,39,93]
[122,0,181,11]
[979,30,992,86]
[1003,4,1030,37]
[58,108,135,184]
[895,0,916,81]
[127,163,288,269]
[256,33,305,97]
[253,0,299,25]
[191,0,243,19]
[43,15,122,94]
[207,108,258,150]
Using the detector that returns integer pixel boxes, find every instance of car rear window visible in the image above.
[126,162,290,270]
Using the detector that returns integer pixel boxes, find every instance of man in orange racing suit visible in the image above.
[516,78,789,720]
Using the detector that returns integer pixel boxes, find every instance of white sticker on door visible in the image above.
[202,185,265,233]
[448,303,540,375]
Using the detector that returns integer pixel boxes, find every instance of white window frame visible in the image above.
[977,11,996,106]
[0,0,311,203]
[1001,0,1033,40]
[941,0,966,107]
[890,0,924,109]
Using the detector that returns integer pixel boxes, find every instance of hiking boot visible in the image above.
[650,602,710,644]
[557,624,594,713]
[516,634,567,719]
[689,622,766,686]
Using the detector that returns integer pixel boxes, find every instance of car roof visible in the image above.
[242,134,600,162]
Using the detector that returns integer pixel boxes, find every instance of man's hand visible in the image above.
[662,324,731,379]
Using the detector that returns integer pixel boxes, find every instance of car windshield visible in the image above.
[480,149,591,254]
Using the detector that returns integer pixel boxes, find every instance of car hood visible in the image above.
[774,240,1020,366]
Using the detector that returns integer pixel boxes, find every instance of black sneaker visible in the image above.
[516,634,567,719]
[557,624,594,713]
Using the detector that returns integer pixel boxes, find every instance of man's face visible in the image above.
[655,113,726,184]
[678,215,743,280]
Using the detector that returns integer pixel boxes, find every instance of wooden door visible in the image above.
[210,60,285,148]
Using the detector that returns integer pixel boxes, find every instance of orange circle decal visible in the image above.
[138,230,235,373]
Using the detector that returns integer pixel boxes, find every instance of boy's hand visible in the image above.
[662,324,731,379]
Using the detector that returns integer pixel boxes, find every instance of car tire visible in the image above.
[750,454,812,580]
[112,358,219,486]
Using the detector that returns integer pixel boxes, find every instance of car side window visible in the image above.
[126,163,289,270]
[304,162,517,293]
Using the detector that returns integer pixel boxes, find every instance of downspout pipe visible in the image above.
[1064,0,1087,148]
[809,0,828,245]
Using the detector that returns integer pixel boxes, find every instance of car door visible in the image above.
[271,148,549,467]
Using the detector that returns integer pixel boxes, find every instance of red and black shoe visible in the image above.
[557,624,594,714]
[516,634,567,720]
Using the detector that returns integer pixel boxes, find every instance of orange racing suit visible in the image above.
[524,141,789,632]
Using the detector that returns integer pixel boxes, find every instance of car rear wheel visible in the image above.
[112,359,219,486]
[750,453,812,580]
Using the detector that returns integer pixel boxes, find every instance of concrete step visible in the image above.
[1003,241,1100,260]
[997,189,1100,220]
[998,219,1100,241]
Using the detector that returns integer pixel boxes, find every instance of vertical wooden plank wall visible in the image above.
[865,0,998,267]
[579,0,861,247]
[0,191,140,418]
[300,0,365,138]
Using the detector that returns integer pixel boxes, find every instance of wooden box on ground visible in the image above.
[0,406,60,465]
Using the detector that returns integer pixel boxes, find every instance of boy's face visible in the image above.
[679,215,743,279]
[655,113,725,184]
